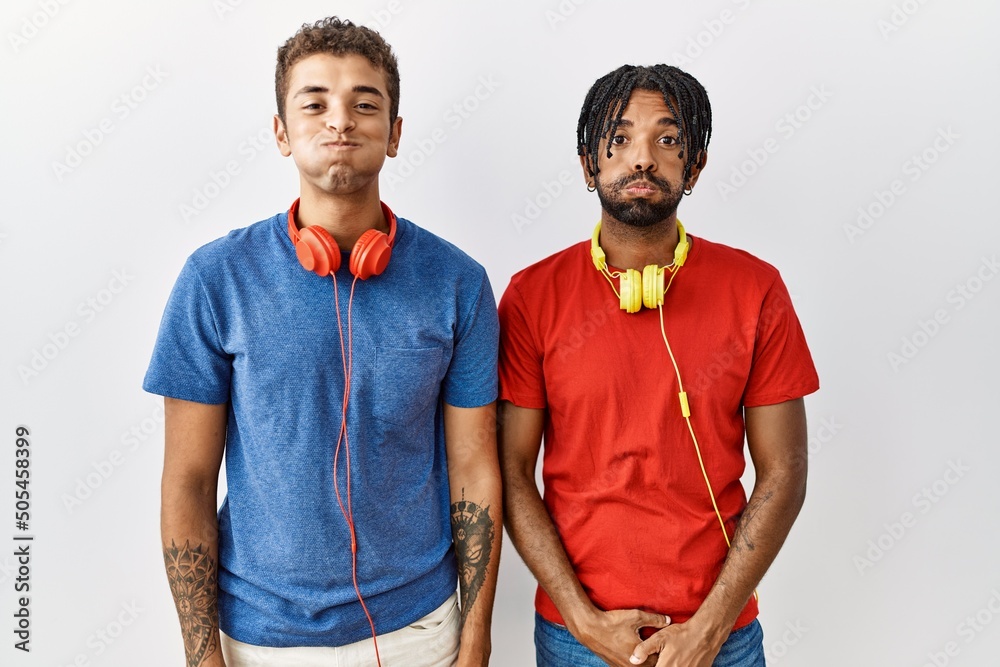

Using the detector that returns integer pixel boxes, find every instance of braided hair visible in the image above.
[577,64,712,184]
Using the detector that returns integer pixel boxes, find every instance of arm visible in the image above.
[630,398,809,667]
[445,402,503,667]
[161,397,228,667]
[498,401,667,667]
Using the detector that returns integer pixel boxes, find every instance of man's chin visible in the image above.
[608,202,678,227]
[311,168,376,196]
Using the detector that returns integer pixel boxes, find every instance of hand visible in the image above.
[628,617,726,667]
[569,608,670,667]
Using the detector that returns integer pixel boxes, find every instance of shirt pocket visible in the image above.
[373,346,445,426]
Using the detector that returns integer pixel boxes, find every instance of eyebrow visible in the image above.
[293,85,385,98]
[615,117,678,128]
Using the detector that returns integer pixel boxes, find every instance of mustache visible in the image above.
[608,172,672,191]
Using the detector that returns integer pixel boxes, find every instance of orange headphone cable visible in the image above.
[330,272,383,666]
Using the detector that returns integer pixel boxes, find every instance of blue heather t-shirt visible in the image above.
[143,209,498,647]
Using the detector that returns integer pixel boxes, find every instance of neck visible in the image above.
[599,211,681,270]
[296,183,388,250]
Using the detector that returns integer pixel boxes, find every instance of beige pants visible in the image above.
[220,593,460,667]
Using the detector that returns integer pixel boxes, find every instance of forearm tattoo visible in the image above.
[163,540,220,667]
[733,490,774,552]
[451,489,495,628]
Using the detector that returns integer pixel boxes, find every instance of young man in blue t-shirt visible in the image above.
[145,17,501,667]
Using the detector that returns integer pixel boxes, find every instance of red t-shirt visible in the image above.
[498,234,819,630]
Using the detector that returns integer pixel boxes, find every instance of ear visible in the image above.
[579,152,596,187]
[274,114,292,158]
[386,116,403,158]
[685,150,708,190]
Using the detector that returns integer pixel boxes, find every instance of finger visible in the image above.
[634,610,671,630]
[629,634,663,664]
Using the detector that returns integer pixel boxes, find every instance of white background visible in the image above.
[2,0,999,665]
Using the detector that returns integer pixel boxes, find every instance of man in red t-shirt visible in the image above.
[498,64,819,667]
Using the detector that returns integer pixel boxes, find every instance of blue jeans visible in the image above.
[535,613,765,667]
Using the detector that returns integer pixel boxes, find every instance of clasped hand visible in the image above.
[572,608,724,667]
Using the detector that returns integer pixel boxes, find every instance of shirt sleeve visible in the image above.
[142,258,232,404]
[497,281,547,409]
[742,273,820,407]
[440,269,499,408]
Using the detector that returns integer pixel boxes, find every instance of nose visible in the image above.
[324,103,356,134]
[632,141,657,173]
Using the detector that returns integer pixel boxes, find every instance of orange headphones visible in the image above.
[287,198,396,279]
[286,198,396,665]
[590,220,689,313]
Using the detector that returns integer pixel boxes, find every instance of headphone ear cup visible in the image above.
[620,268,643,313]
[642,265,665,309]
[296,227,342,277]
[349,229,392,280]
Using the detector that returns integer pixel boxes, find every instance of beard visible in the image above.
[596,171,683,227]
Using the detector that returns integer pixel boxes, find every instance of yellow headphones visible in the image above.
[589,219,758,602]
[590,220,690,313]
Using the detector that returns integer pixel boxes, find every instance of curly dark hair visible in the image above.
[275,17,400,125]
[577,64,712,185]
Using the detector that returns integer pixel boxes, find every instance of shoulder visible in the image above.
[507,240,589,293]
[692,235,779,275]
[395,217,489,282]
[185,213,285,276]
[690,235,782,288]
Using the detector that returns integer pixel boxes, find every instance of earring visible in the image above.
[587,182,597,193]
[683,187,693,196]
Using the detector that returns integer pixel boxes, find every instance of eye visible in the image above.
[356,102,378,111]
[660,135,680,146]
[610,135,627,146]
[303,102,323,111]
